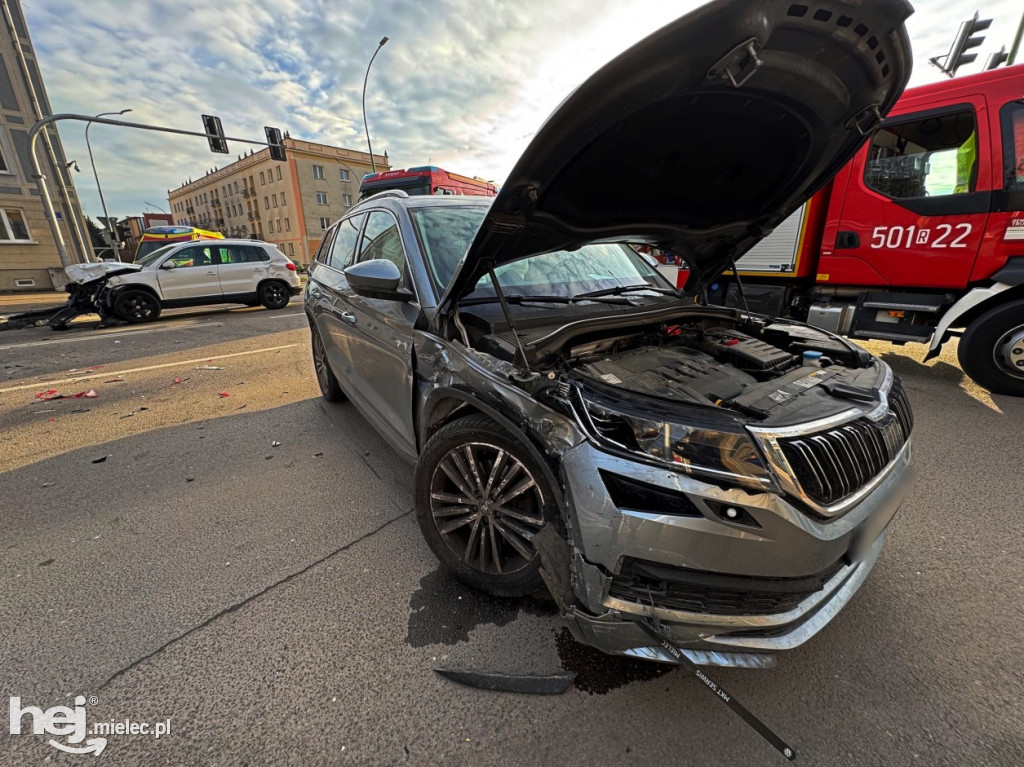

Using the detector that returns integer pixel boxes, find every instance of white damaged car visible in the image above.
[50,239,301,328]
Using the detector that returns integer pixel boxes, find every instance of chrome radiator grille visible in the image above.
[778,382,912,507]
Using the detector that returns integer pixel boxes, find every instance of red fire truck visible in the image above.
[692,64,1024,395]
[358,165,498,200]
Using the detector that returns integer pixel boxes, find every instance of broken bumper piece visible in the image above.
[562,531,886,668]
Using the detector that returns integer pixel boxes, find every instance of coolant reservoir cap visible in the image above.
[803,351,823,360]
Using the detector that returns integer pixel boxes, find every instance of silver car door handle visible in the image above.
[309,287,322,298]
[206,270,217,275]
[340,311,357,325]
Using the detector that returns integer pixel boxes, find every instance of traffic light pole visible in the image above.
[27,113,284,268]
[1009,11,1024,65]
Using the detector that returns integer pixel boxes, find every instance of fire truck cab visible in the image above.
[711,65,1024,395]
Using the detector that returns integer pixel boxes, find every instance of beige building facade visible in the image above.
[168,138,388,266]
[0,0,90,291]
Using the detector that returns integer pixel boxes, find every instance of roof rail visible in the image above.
[360,189,409,202]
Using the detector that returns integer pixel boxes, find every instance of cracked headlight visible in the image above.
[577,388,777,492]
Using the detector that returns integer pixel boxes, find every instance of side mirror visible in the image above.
[640,253,659,269]
[344,259,414,302]
[159,261,176,270]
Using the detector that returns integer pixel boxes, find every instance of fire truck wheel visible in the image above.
[958,299,1024,397]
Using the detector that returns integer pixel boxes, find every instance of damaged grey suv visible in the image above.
[306,0,915,668]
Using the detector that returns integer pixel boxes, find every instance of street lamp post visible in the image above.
[86,108,132,261]
[361,36,389,174]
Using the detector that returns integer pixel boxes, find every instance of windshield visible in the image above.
[410,204,665,299]
[135,243,177,267]
[135,239,181,262]
[410,204,488,289]
[469,243,662,299]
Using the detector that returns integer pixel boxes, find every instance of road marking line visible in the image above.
[0,321,225,351]
[0,344,299,394]
[267,312,304,320]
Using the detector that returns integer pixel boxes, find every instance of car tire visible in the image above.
[260,280,290,310]
[311,323,345,402]
[114,290,161,323]
[958,299,1024,396]
[414,414,553,597]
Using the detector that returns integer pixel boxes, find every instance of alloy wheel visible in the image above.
[428,442,545,576]
[312,331,330,391]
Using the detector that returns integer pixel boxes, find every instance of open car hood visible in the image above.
[442,0,912,306]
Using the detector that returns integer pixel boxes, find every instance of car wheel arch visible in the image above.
[418,388,568,513]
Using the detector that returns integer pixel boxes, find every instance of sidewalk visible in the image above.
[0,290,67,316]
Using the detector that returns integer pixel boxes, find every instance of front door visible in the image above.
[333,210,418,456]
[820,95,992,290]
[157,244,223,301]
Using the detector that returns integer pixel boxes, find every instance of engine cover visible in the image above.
[578,346,757,403]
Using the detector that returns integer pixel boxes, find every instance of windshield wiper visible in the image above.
[575,283,678,299]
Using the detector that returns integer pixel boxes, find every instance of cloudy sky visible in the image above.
[23,0,1024,220]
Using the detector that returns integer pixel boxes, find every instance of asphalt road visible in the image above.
[1,301,1022,766]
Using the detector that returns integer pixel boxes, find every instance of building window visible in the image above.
[268,220,274,233]
[339,168,350,182]
[288,242,295,256]
[0,208,32,241]
[272,194,278,208]
[342,193,352,206]
[276,166,282,181]
[313,164,325,180]
[285,218,290,231]
[260,171,266,185]
[264,196,270,209]
[280,191,286,205]
[319,216,330,230]
[276,218,281,231]
[234,181,239,194]
[316,192,328,205]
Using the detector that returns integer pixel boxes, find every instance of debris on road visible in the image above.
[35,389,64,400]
[71,408,90,414]
[434,668,576,695]
[272,440,281,448]
[218,391,230,398]
[91,456,108,464]
[73,390,98,399]
[104,377,124,383]
[196,365,223,370]
[236,404,247,410]
[41,482,54,488]
[314,452,323,457]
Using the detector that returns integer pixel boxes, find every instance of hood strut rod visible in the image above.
[488,266,530,368]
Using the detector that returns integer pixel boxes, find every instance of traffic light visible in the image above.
[946,13,992,76]
[202,114,228,154]
[265,127,286,162]
[985,46,1008,71]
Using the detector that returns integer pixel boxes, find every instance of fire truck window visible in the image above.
[864,109,977,199]
[1001,102,1024,191]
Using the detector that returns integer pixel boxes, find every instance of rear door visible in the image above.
[309,214,366,393]
[332,209,418,455]
[214,243,268,298]
[820,95,992,289]
[156,245,223,301]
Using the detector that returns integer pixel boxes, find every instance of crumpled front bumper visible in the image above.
[557,438,913,667]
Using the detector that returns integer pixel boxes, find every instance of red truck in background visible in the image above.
[696,64,1024,396]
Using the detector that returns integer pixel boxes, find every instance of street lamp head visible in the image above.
[379,36,389,46]
[66,160,81,172]
[118,108,132,115]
